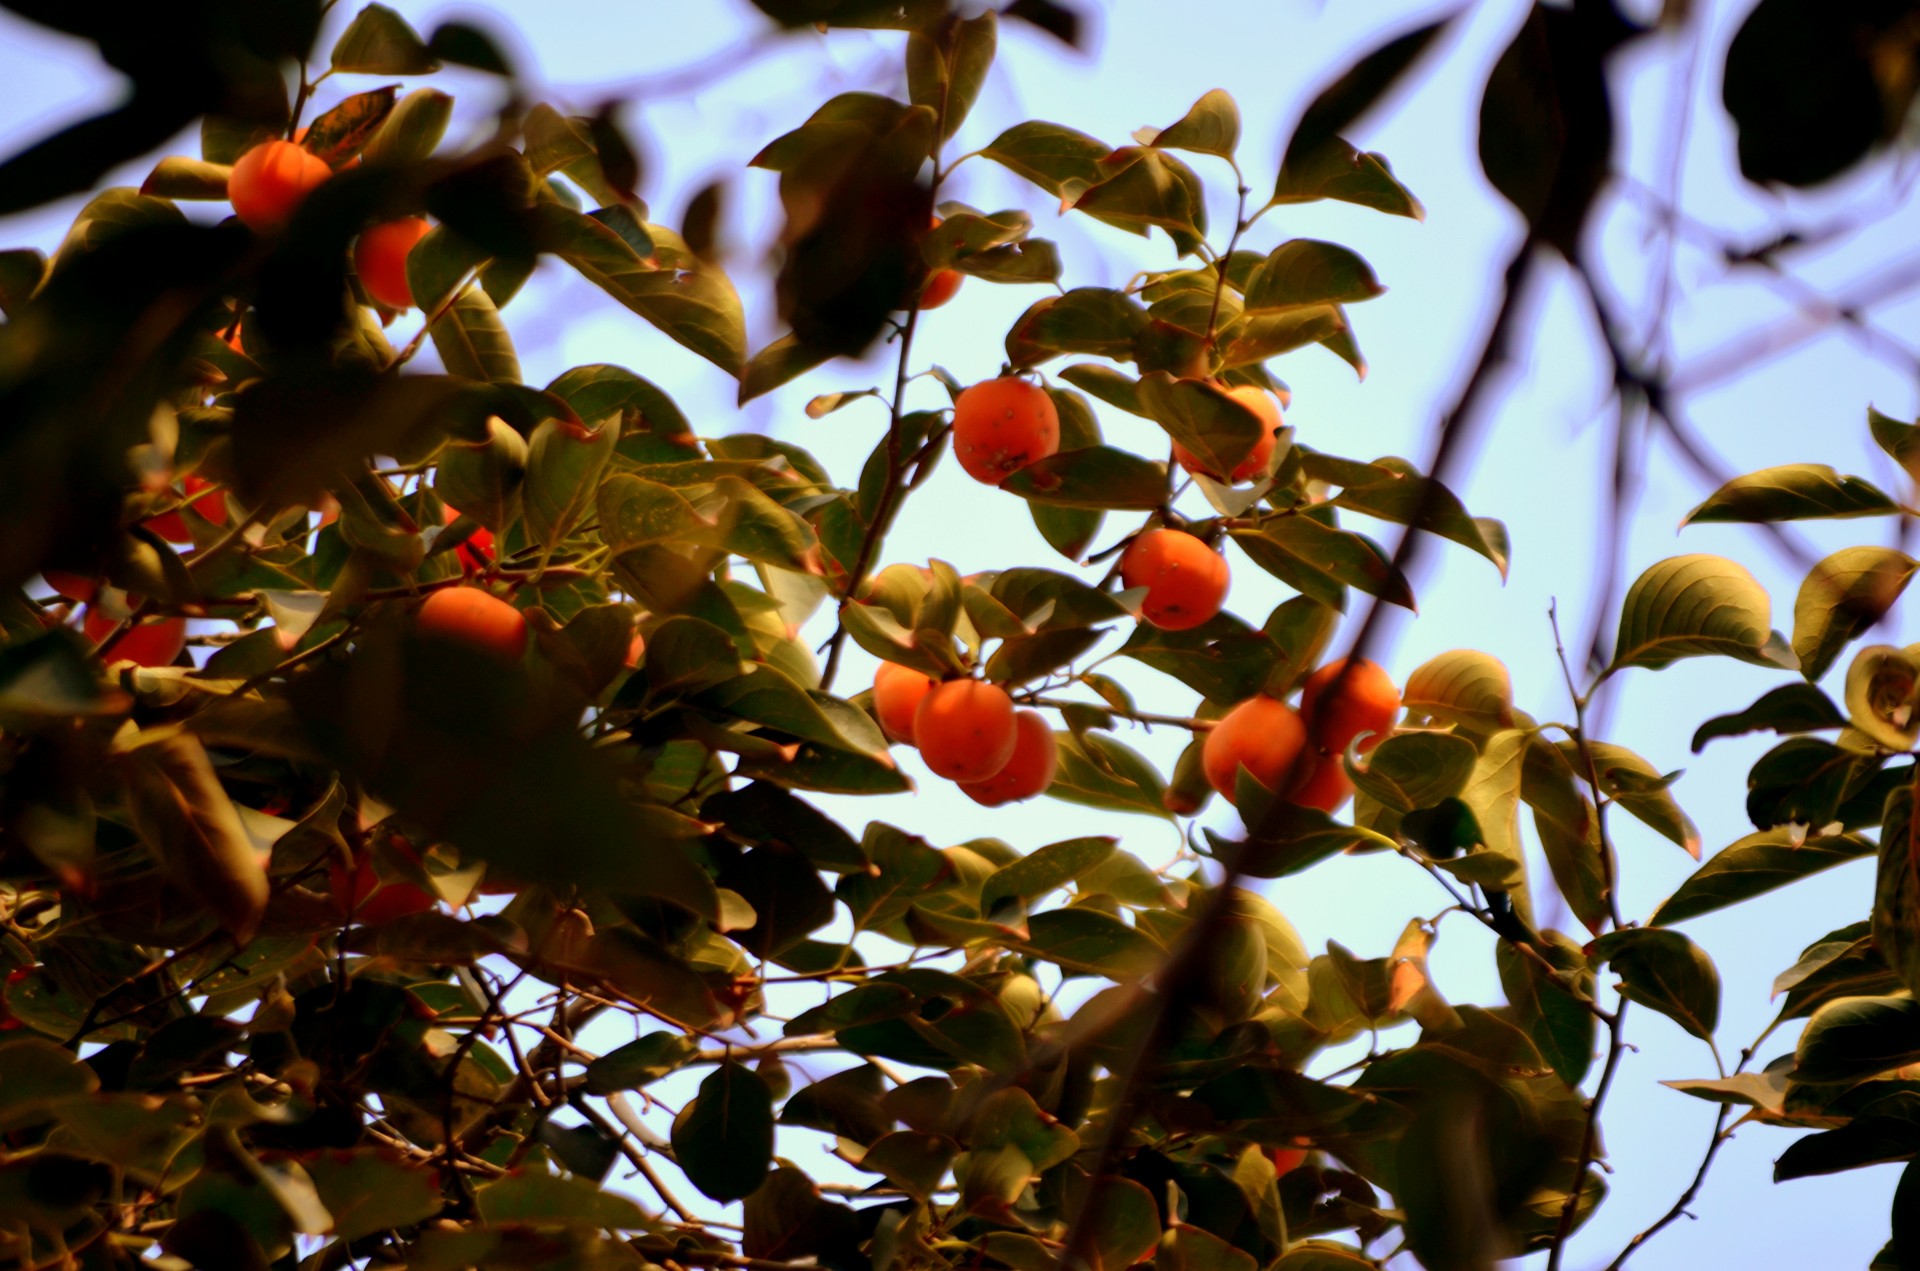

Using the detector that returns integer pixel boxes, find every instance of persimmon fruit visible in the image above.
[355,217,433,309]
[146,475,226,543]
[85,607,187,668]
[1290,751,1354,814]
[417,587,527,662]
[228,139,331,232]
[1173,385,1283,483]
[329,854,440,924]
[442,505,493,574]
[959,710,1057,806]
[920,267,963,309]
[914,678,1018,781]
[1120,528,1229,631]
[42,571,96,603]
[951,377,1059,485]
[1270,1145,1309,1177]
[1202,695,1309,801]
[873,660,938,744]
[1300,657,1400,755]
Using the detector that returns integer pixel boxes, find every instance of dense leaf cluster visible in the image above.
[1,1,1918,1270]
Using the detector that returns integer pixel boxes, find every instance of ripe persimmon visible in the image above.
[442,505,493,574]
[1202,695,1309,801]
[329,854,440,924]
[873,660,938,744]
[959,710,1057,806]
[146,475,226,543]
[41,571,96,603]
[1270,1145,1310,1177]
[1120,528,1229,631]
[1300,657,1400,755]
[228,139,331,232]
[417,587,527,662]
[85,607,187,668]
[1173,385,1283,484]
[914,678,1018,781]
[1290,751,1354,814]
[951,377,1059,485]
[919,217,963,310]
[355,217,433,309]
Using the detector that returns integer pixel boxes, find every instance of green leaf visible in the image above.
[305,1151,443,1241]
[1150,89,1241,158]
[857,1131,957,1199]
[1050,731,1170,820]
[982,120,1110,196]
[1401,649,1514,732]
[1845,645,1920,751]
[1456,729,1531,922]
[0,248,45,318]
[362,87,453,165]
[1159,1224,1259,1271]
[533,205,745,376]
[1691,682,1846,753]
[584,1032,697,1094]
[139,157,232,200]
[1589,927,1720,1042]
[524,414,617,550]
[115,730,268,945]
[673,1064,775,1202]
[978,836,1116,918]
[301,87,399,168]
[1119,613,1279,705]
[1069,147,1208,254]
[429,286,520,383]
[906,12,996,142]
[1273,1245,1382,1271]
[1792,547,1919,683]
[1244,240,1384,311]
[1030,386,1105,561]
[1216,305,1346,369]
[1575,741,1701,858]
[1231,516,1414,610]
[1496,931,1596,1086]
[1319,455,1508,578]
[1663,1067,1792,1116]
[1774,1096,1920,1179]
[1135,372,1268,481]
[1652,828,1874,925]
[1349,732,1478,820]
[1610,554,1795,673]
[475,1170,650,1228]
[1870,406,1920,486]
[1685,463,1901,523]
[1014,907,1164,978]
[332,3,439,73]
[1874,784,1920,997]
[1004,287,1150,367]
[1794,996,1920,1084]
[739,332,836,404]
[1001,446,1168,510]
[1273,138,1423,219]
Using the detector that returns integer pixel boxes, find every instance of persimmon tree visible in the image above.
[1,2,1918,1271]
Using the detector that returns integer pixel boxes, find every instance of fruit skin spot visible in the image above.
[1202,695,1308,802]
[1300,657,1400,755]
[914,679,1019,781]
[951,377,1060,486]
[1120,528,1230,631]
[959,709,1057,806]
[416,587,529,663]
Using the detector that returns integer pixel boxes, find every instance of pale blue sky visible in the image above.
[5,1,1920,1266]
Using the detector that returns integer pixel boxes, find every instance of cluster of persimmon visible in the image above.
[950,376,1283,636]
[1198,656,1401,816]
[871,663,1057,807]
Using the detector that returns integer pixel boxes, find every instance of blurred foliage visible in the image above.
[1,1,1919,1270]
